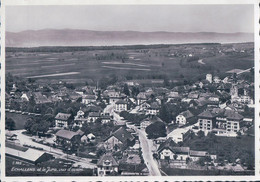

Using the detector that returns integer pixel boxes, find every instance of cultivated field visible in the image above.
[6,43,254,85]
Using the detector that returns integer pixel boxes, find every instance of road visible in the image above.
[104,104,125,125]
[237,67,254,75]
[105,103,161,175]
[7,130,96,168]
[137,129,161,176]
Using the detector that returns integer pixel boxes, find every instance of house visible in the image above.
[139,102,151,111]
[167,129,192,144]
[208,94,220,102]
[198,110,216,132]
[81,133,96,144]
[56,91,68,101]
[213,76,221,83]
[175,110,194,126]
[34,92,52,104]
[225,110,243,133]
[76,129,85,137]
[189,150,210,161]
[146,102,160,115]
[157,139,216,162]
[88,112,101,123]
[157,139,189,161]
[97,153,119,176]
[101,114,112,124]
[55,113,72,128]
[6,142,54,164]
[74,109,88,127]
[120,163,149,176]
[85,105,103,113]
[55,129,81,150]
[115,100,128,112]
[188,92,199,100]
[167,91,180,102]
[69,92,82,102]
[21,92,30,101]
[104,90,124,104]
[104,127,135,150]
[206,74,212,83]
[214,109,244,136]
[140,115,163,130]
[82,95,96,105]
[136,92,147,105]
[5,132,18,141]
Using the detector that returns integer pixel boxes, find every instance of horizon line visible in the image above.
[6,28,254,34]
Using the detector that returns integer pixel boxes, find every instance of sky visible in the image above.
[6,5,254,33]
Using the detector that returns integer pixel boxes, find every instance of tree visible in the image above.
[24,118,34,133]
[197,130,205,138]
[123,84,130,96]
[24,117,51,135]
[37,120,50,134]
[186,157,191,164]
[236,131,242,139]
[6,118,16,130]
[28,78,35,84]
[145,121,166,139]
[131,86,140,97]
[174,154,178,160]
[159,104,171,123]
[163,76,170,87]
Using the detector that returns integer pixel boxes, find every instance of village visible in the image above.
[5,58,255,176]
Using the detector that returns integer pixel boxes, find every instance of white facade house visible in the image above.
[55,113,72,128]
[97,153,119,176]
[136,92,147,105]
[87,112,100,123]
[213,76,221,83]
[206,74,212,83]
[167,128,191,143]
[198,110,216,132]
[175,110,194,126]
[82,95,96,105]
[158,140,216,162]
[115,100,128,112]
[158,146,190,161]
[146,102,160,115]
[176,115,186,126]
[21,93,30,101]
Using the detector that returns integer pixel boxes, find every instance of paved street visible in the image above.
[110,103,161,176]
[137,129,161,176]
[104,104,126,125]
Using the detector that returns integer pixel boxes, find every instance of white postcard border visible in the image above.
[1,0,259,181]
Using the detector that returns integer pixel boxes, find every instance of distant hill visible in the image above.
[6,29,254,47]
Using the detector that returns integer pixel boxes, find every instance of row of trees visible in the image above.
[24,116,52,136]
[119,111,146,125]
